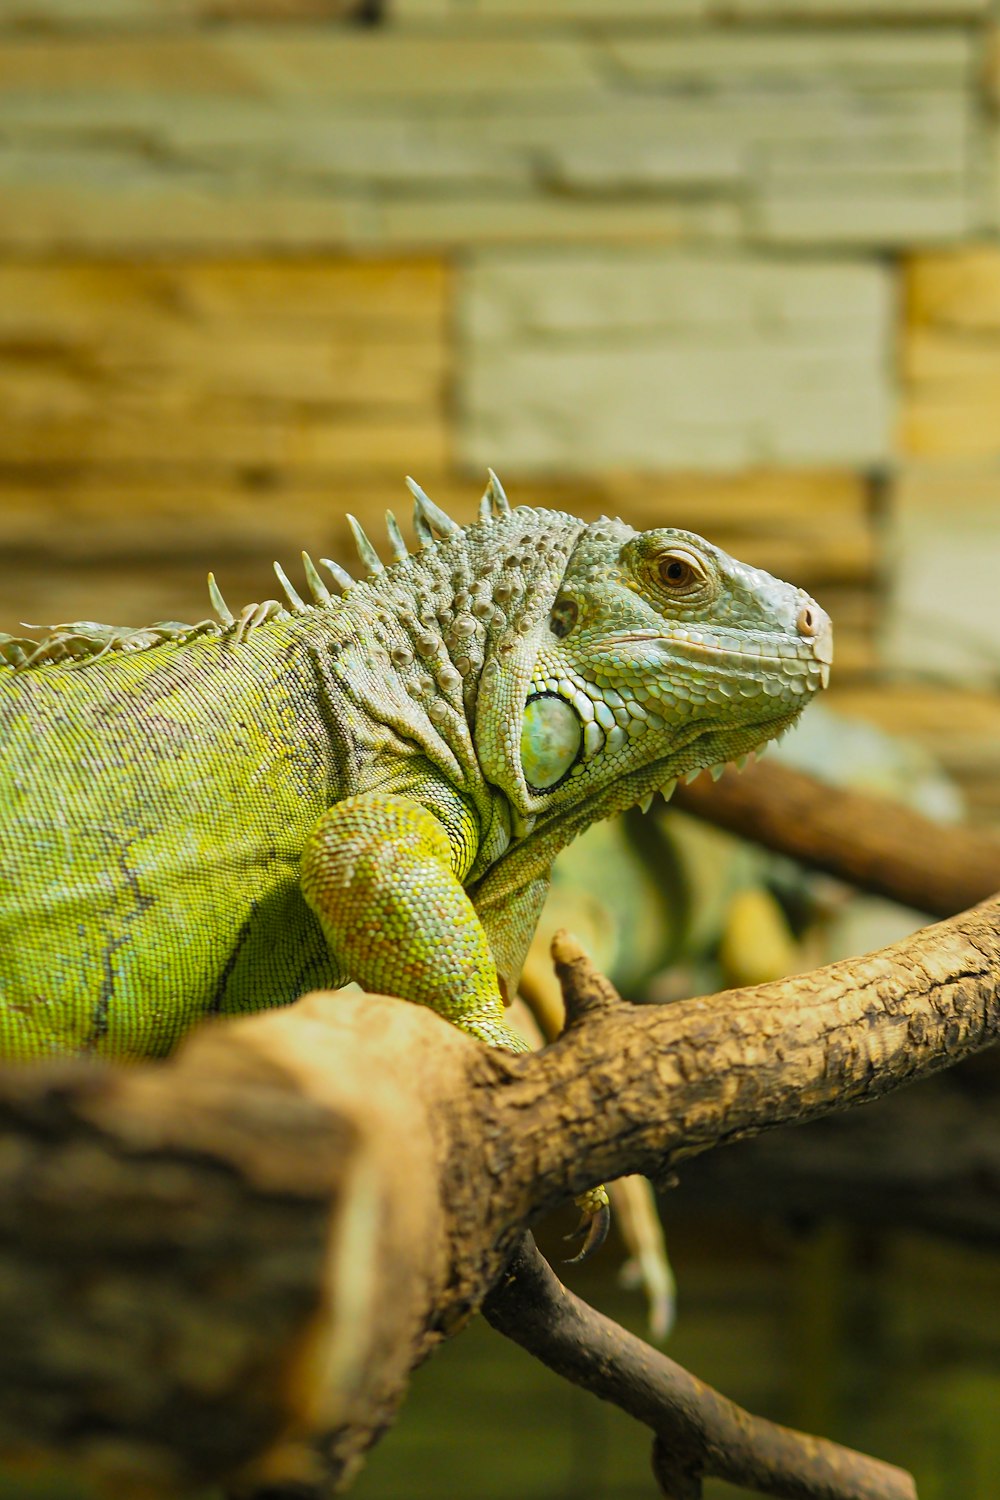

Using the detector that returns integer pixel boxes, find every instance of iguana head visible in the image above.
[475,504,832,839]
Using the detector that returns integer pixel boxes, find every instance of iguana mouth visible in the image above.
[605,629,824,675]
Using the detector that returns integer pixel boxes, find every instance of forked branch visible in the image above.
[0,886,997,1496]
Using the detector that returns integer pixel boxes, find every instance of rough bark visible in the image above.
[1,893,998,1497]
[672,757,1000,918]
[670,1050,1000,1246]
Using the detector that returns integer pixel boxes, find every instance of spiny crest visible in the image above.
[0,472,518,673]
[301,469,511,589]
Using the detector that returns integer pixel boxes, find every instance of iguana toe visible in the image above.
[564,1185,611,1264]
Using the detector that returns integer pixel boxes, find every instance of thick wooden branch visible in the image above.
[671,1054,1000,1246]
[483,1234,914,1500]
[672,757,1000,917]
[1,893,998,1496]
[481,897,1000,1222]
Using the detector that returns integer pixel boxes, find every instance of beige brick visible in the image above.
[726,0,985,15]
[0,93,526,190]
[0,258,449,474]
[0,32,599,99]
[757,185,972,246]
[464,0,707,15]
[883,466,1000,685]
[375,197,741,249]
[465,251,889,339]
[764,113,968,176]
[538,139,744,193]
[0,171,374,253]
[606,30,974,87]
[226,32,600,99]
[901,248,1000,457]
[906,248,1000,330]
[0,0,360,22]
[461,252,891,472]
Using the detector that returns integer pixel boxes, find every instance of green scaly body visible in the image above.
[0,474,833,1062]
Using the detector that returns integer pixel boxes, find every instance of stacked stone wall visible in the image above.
[1,1,998,812]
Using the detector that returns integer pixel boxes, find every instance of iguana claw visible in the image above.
[563,1186,611,1264]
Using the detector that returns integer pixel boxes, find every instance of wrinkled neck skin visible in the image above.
[336,506,832,891]
[328,506,585,871]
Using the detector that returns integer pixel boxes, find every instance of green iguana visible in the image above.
[0,473,832,1071]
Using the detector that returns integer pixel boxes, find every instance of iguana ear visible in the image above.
[472,871,551,1005]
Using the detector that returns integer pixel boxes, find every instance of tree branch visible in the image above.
[672,757,1000,917]
[480,897,1000,1226]
[670,1053,1000,1247]
[483,1234,915,1500]
[1,893,998,1495]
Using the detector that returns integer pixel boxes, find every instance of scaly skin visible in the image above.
[0,475,832,1064]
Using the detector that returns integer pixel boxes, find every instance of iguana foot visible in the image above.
[564,1184,611,1263]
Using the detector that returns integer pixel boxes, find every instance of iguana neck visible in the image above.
[326,505,586,833]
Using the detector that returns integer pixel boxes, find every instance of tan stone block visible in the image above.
[0,406,449,473]
[725,0,985,14]
[0,36,256,94]
[883,466,1000,684]
[462,344,889,470]
[0,259,449,339]
[375,196,741,248]
[901,251,1000,457]
[465,251,889,339]
[757,186,971,246]
[0,0,362,22]
[906,248,1000,331]
[0,31,599,100]
[900,400,1000,459]
[606,29,973,87]
[0,175,373,254]
[461,252,891,470]
[467,0,707,15]
[904,329,1000,383]
[225,32,599,99]
[0,258,450,473]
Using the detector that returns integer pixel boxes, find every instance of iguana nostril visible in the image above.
[796,604,818,637]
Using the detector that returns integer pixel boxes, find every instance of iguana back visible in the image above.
[1,620,349,1055]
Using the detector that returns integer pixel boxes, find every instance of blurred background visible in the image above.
[1,1,1000,1497]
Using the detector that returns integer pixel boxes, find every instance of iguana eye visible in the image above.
[657,550,703,592]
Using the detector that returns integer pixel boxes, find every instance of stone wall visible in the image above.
[1,0,999,814]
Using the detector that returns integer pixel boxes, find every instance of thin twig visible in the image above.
[483,1235,916,1500]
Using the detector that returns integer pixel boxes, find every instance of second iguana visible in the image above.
[0,473,832,1066]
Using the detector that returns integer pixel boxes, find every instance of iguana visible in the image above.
[0,473,832,1073]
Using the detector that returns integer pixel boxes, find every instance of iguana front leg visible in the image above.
[302,790,608,1256]
[301,791,528,1053]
